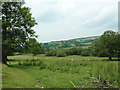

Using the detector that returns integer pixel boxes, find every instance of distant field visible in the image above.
[43,36,99,49]
[2,54,119,88]
[8,54,108,61]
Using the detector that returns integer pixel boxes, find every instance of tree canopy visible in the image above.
[26,38,42,60]
[92,30,120,60]
[2,2,37,64]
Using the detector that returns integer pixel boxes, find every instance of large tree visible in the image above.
[114,34,120,59]
[2,2,37,64]
[92,30,118,60]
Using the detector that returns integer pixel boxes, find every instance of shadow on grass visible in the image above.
[7,64,35,70]
[102,59,120,61]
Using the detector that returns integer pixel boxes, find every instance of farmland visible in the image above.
[2,54,119,88]
[43,36,99,49]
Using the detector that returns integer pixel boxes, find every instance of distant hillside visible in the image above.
[42,36,100,49]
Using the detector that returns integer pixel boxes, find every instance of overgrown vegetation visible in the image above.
[2,54,119,88]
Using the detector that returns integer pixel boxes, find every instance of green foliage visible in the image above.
[26,38,42,55]
[114,34,120,58]
[65,47,83,55]
[81,51,90,56]
[2,2,37,64]
[56,50,66,57]
[45,50,56,56]
[45,47,83,57]
[24,38,42,60]
[61,42,72,48]
[44,30,120,59]
[92,30,119,60]
[43,36,99,51]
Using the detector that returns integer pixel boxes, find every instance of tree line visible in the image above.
[45,30,120,60]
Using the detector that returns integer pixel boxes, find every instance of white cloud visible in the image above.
[25,0,119,3]
[24,0,119,42]
[61,3,75,13]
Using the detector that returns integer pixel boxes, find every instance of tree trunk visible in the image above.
[2,55,8,65]
[109,56,112,60]
[2,26,8,65]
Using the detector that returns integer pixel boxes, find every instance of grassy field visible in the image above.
[2,54,119,88]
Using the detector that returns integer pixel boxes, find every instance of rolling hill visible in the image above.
[42,36,100,49]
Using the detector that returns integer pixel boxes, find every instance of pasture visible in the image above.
[2,54,119,88]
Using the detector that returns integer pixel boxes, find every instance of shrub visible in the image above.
[65,47,83,55]
[45,50,56,56]
[81,51,90,56]
[64,49,72,55]
[45,47,84,57]
[56,50,66,57]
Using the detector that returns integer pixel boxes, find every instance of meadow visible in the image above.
[2,54,119,88]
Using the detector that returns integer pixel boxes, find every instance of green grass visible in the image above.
[2,65,90,88]
[8,54,108,61]
[2,54,119,88]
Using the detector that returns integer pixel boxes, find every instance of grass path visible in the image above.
[2,64,91,88]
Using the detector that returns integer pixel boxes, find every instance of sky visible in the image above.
[25,0,119,43]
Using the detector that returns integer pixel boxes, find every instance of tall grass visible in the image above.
[7,54,119,88]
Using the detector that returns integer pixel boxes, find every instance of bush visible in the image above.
[64,49,72,55]
[65,47,83,55]
[45,47,84,57]
[56,50,66,57]
[81,51,90,56]
[45,50,56,56]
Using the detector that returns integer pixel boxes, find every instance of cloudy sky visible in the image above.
[25,0,119,43]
